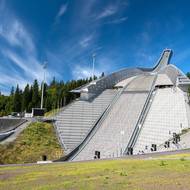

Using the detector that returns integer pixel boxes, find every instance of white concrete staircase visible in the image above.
[55,89,117,153]
[72,75,155,161]
[133,87,189,154]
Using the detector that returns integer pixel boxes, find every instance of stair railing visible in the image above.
[55,76,139,161]
[123,74,158,155]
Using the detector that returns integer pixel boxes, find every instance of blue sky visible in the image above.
[0,0,190,94]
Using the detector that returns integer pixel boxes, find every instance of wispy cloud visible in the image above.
[104,17,128,25]
[0,18,37,72]
[2,50,44,80]
[0,20,35,53]
[71,54,115,80]
[0,0,130,94]
[0,45,59,93]
[72,65,102,79]
[96,5,118,20]
[0,11,58,93]
[138,51,155,62]
[55,3,68,22]
[79,34,94,48]
[0,71,30,92]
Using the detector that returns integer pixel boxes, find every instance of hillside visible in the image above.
[0,122,63,164]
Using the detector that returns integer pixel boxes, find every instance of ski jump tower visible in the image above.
[55,49,190,161]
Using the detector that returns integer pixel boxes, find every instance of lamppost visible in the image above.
[40,61,47,109]
[92,53,96,80]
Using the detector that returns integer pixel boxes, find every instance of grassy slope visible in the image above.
[0,155,190,190]
[45,109,59,117]
[0,122,63,164]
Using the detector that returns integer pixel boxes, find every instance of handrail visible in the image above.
[129,88,158,154]
[55,76,139,162]
[133,88,158,146]
[53,99,79,151]
[54,89,120,152]
[53,121,68,151]
[65,89,123,161]
[54,87,124,155]
[69,77,142,161]
[123,74,158,155]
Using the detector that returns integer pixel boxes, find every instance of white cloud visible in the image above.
[71,55,114,80]
[3,50,42,80]
[0,20,35,53]
[96,5,118,20]
[0,72,29,91]
[72,65,102,79]
[138,51,155,62]
[0,16,59,94]
[0,18,43,80]
[55,3,68,21]
[79,34,94,48]
[104,17,128,24]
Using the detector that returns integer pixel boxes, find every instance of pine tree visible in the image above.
[187,72,190,79]
[22,84,30,112]
[32,79,40,108]
[50,77,56,87]
[5,88,14,114]
[0,76,90,115]
[101,72,105,78]
[10,87,14,96]
[94,75,98,80]
[13,85,22,112]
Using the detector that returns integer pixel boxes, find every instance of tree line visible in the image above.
[187,72,190,79]
[0,73,104,116]
[0,72,189,117]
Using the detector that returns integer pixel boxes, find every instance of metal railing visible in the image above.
[66,89,123,161]
[123,74,158,155]
[53,100,79,151]
[55,76,139,161]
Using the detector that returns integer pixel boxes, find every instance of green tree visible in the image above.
[187,72,190,79]
[22,84,31,112]
[101,72,105,78]
[32,79,40,108]
[13,85,22,112]
[188,86,190,97]
[0,95,9,116]
[10,87,14,96]
[0,76,90,115]
[5,87,14,114]
[94,75,98,80]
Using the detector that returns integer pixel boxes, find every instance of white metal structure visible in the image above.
[54,49,190,161]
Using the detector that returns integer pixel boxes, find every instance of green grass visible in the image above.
[45,109,60,117]
[158,153,190,159]
[0,157,190,190]
[0,122,63,164]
